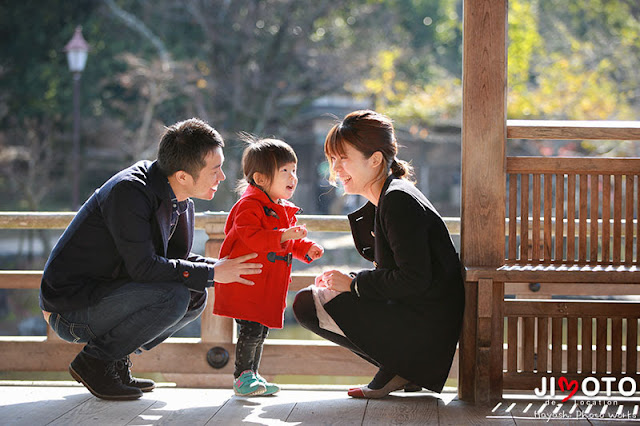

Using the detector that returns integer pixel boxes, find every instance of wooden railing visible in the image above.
[460,119,640,403]
[0,211,461,387]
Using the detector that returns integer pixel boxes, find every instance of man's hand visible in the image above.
[214,253,262,285]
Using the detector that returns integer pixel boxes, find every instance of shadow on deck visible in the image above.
[2,382,640,425]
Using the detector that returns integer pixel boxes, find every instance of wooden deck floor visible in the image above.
[1,382,639,425]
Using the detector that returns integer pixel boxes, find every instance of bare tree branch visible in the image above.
[103,0,172,71]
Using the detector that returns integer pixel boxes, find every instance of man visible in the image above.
[40,118,261,400]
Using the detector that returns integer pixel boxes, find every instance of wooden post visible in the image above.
[201,224,234,344]
[459,0,508,403]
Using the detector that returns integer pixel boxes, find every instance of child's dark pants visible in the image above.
[234,319,269,378]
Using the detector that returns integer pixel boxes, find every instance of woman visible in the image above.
[293,110,464,398]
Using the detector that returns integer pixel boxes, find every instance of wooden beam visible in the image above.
[0,211,459,235]
[460,0,507,267]
[507,156,640,175]
[504,299,640,318]
[459,0,508,404]
[0,271,42,289]
[504,282,640,296]
[0,339,377,376]
[0,271,317,291]
[507,120,640,140]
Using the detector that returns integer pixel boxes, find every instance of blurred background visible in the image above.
[1,0,639,381]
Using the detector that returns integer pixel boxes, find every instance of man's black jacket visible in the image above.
[40,160,214,313]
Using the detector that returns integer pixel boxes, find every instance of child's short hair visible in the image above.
[238,134,297,193]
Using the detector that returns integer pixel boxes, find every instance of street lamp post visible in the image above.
[64,26,89,210]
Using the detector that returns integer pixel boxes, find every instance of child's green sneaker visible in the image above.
[233,370,266,396]
[256,373,280,396]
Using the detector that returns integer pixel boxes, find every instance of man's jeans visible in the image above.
[47,281,207,361]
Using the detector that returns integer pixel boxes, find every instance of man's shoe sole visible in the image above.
[69,365,143,400]
[127,381,155,392]
[139,384,155,392]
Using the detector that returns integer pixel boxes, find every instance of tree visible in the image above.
[508,0,639,121]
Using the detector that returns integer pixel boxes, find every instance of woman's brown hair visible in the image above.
[324,110,414,185]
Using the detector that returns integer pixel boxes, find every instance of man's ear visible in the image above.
[174,170,193,185]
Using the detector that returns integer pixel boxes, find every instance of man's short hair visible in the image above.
[157,118,224,179]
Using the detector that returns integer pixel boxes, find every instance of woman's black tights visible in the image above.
[292,289,397,390]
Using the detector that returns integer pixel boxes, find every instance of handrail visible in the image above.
[0,211,461,235]
[507,120,640,140]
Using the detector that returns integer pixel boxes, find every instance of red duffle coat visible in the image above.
[214,184,314,328]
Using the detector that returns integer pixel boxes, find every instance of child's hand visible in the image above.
[305,243,324,261]
[281,225,307,243]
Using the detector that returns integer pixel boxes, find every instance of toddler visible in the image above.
[214,137,323,396]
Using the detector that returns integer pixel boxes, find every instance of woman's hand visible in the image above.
[315,269,352,292]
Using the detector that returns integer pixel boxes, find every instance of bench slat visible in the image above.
[627,318,638,374]
[551,317,562,374]
[520,174,529,262]
[465,265,640,283]
[603,176,611,262]
[590,174,599,262]
[567,317,578,373]
[532,175,541,262]
[554,173,564,263]
[626,175,635,264]
[567,174,576,262]
[614,175,623,263]
[544,175,552,262]
[507,317,518,373]
[509,174,518,261]
[582,317,592,374]
[537,317,548,373]
[612,318,623,374]
[596,318,607,374]
[578,174,588,263]
[523,317,535,372]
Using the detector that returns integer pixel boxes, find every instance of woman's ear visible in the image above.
[370,151,383,168]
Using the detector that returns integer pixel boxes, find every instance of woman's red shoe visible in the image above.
[347,376,409,399]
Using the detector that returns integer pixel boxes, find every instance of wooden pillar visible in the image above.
[458,0,508,403]
[201,224,234,344]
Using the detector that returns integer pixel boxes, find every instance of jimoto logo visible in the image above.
[534,376,637,402]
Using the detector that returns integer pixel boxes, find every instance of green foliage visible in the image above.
[385,76,461,126]
[357,0,462,125]
[507,0,639,120]
[0,0,98,120]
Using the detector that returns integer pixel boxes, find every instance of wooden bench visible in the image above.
[464,156,640,402]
